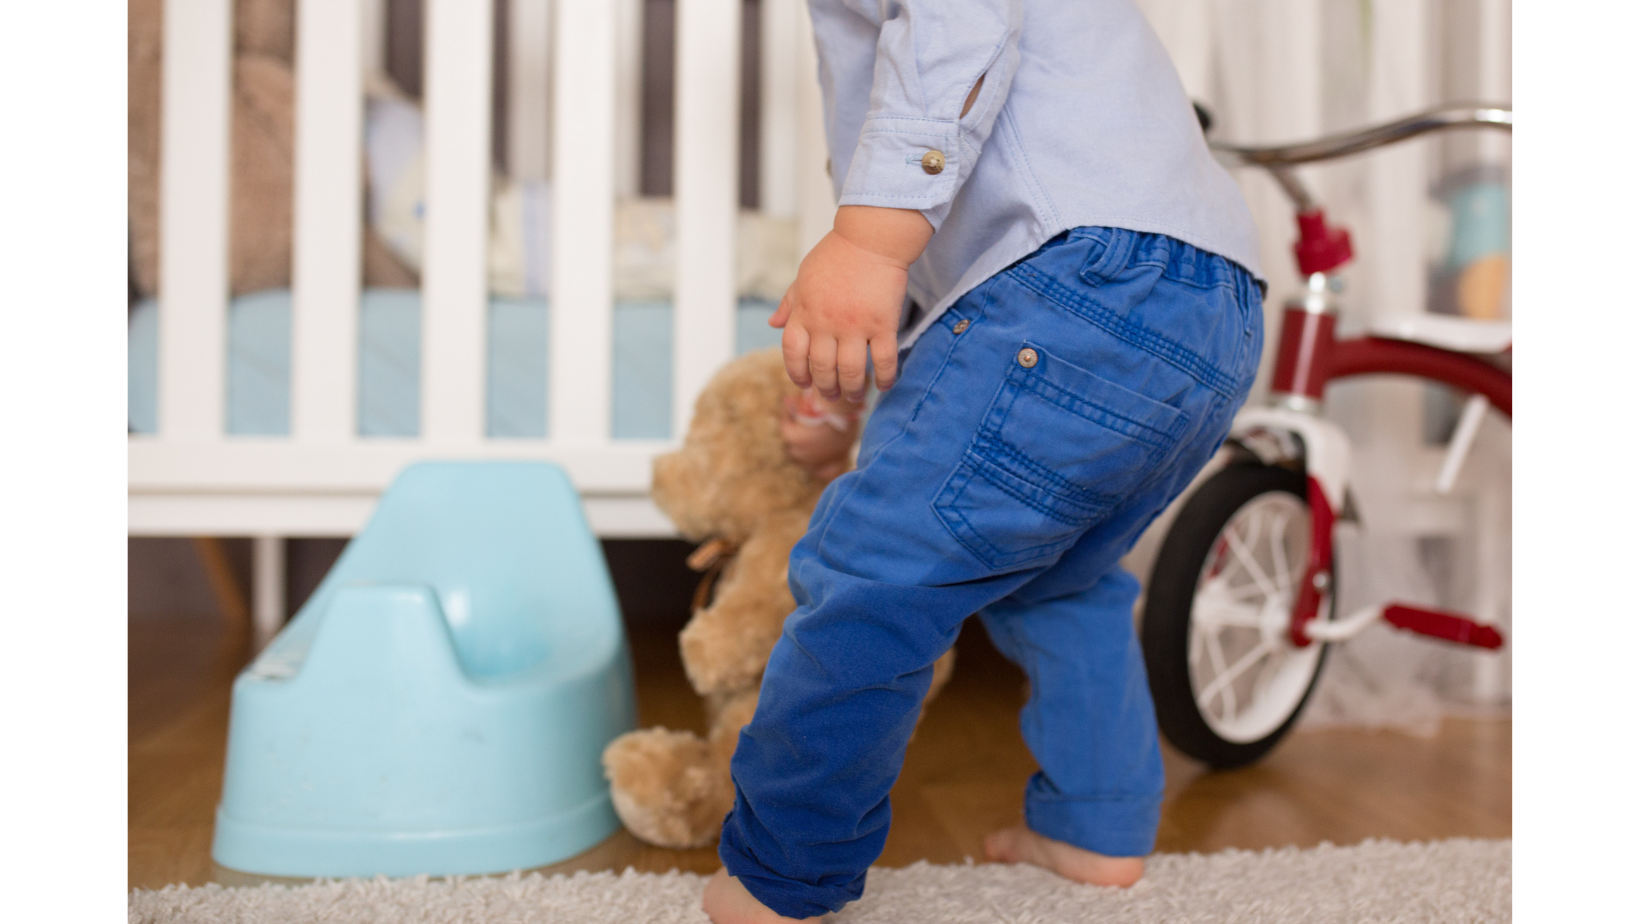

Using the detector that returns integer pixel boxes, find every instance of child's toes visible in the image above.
[982,826,1029,865]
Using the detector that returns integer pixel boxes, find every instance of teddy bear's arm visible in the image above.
[678,510,810,697]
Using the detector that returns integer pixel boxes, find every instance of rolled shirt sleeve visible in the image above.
[836,0,1023,228]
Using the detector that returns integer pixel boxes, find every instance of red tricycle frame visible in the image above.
[1218,104,1512,653]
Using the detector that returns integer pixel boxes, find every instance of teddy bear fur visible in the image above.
[128,0,416,299]
[601,348,956,849]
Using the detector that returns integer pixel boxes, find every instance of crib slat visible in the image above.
[673,0,741,435]
[361,0,388,76]
[614,0,644,198]
[158,0,232,441]
[759,0,800,219]
[422,0,493,446]
[292,0,363,443]
[508,0,552,182]
[549,0,617,444]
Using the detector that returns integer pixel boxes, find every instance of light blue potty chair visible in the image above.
[212,461,636,878]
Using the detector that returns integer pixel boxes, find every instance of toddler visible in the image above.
[704,2,1265,921]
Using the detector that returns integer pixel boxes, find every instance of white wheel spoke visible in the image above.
[1269,510,1294,596]
[1203,627,1230,690]
[1224,523,1279,600]
[1196,637,1277,712]
[1217,539,1244,582]
[1250,645,1286,702]
[1214,578,1269,604]
[1195,598,1264,630]
[1200,629,1237,720]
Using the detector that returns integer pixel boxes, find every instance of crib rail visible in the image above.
[130,0,828,541]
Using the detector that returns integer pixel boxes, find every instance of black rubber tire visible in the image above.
[1141,463,1332,769]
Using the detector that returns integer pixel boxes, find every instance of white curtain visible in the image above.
[1130,0,1512,733]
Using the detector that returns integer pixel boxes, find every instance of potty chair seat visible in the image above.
[212,461,636,877]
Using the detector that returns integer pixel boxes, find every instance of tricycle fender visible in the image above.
[1226,406,1352,513]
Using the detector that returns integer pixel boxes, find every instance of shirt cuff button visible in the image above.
[920,150,946,175]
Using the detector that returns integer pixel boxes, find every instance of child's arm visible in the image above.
[768,205,932,405]
[770,0,1021,406]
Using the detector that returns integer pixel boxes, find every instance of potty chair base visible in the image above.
[212,463,636,878]
[213,791,618,879]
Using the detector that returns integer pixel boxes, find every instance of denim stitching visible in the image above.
[936,452,1099,569]
[939,476,1082,566]
[977,447,1106,518]
[906,282,996,431]
[971,462,1088,527]
[971,435,1118,511]
[1008,263,1239,397]
[1155,269,1241,292]
[816,288,986,560]
[1083,231,1244,293]
[1010,368,1184,448]
[1004,348,1188,444]
[934,466,1012,564]
[938,502,1016,567]
[1080,226,1136,282]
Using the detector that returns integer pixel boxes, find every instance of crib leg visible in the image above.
[252,535,287,651]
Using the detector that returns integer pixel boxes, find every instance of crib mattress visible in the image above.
[127,289,783,440]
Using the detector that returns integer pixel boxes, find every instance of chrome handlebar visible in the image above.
[1209,103,1510,213]
[1211,103,1512,168]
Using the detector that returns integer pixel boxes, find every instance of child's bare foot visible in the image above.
[983,825,1145,888]
[702,869,823,924]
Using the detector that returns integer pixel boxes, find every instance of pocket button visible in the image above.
[953,319,970,334]
[1017,347,1039,368]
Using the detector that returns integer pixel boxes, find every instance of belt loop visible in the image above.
[1079,227,1137,284]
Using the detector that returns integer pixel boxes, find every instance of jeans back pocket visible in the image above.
[933,342,1187,570]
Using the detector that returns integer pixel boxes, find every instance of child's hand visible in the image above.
[781,389,860,482]
[769,206,933,404]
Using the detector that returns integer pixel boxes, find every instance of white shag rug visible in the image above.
[130,838,1509,923]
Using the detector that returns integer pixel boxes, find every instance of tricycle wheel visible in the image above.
[1141,463,1335,768]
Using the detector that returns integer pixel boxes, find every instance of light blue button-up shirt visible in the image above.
[809,0,1263,346]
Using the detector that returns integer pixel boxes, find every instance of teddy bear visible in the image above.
[128,0,416,299]
[601,347,956,849]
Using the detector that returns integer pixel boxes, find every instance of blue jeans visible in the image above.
[718,227,1264,918]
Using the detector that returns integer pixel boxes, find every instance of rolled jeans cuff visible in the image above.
[1023,778,1163,858]
[718,814,864,919]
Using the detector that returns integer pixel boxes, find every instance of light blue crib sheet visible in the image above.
[128,289,784,440]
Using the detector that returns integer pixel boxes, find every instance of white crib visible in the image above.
[129,0,836,636]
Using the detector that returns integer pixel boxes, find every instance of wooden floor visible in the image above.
[130,610,1510,890]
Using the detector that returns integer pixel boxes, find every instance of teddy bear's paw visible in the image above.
[707,691,761,765]
[679,616,777,697]
[601,728,734,849]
